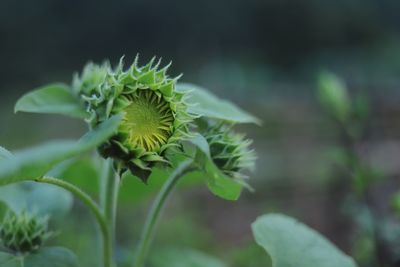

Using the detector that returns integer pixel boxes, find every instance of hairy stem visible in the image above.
[133,160,196,267]
[35,176,112,267]
[101,159,119,267]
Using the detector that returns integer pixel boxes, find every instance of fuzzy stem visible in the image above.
[133,160,196,267]
[101,159,119,267]
[34,176,112,267]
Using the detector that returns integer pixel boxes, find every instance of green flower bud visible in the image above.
[318,72,351,123]
[0,211,51,254]
[204,123,256,180]
[72,61,109,97]
[74,56,193,181]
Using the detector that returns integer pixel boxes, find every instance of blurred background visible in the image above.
[1,0,400,266]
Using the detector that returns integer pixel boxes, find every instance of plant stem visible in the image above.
[133,160,196,267]
[101,159,120,267]
[35,176,112,267]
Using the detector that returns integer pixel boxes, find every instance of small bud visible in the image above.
[0,211,51,254]
[72,62,109,96]
[318,72,351,123]
[204,123,256,180]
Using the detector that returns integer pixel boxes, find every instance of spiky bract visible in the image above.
[74,56,193,181]
[204,123,256,180]
[0,211,51,254]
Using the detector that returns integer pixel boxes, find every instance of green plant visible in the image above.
[317,72,400,267]
[0,56,360,267]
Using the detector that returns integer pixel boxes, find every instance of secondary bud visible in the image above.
[0,211,51,254]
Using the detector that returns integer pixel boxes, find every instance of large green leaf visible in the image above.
[187,133,242,201]
[0,149,73,217]
[150,247,227,267]
[177,83,261,125]
[0,252,19,267]
[15,83,87,119]
[0,247,79,267]
[0,115,122,186]
[0,182,73,218]
[252,214,358,267]
[204,159,242,201]
[0,146,13,160]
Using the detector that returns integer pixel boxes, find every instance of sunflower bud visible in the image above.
[0,211,51,254]
[74,56,193,181]
[72,62,109,97]
[204,123,256,180]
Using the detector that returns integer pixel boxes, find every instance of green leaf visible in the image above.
[0,182,73,218]
[187,133,210,157]
[150,247,227,267]
[0,247,79,267]
[0,146,13,160]
[15,83,88,119]
[204,158,242,201]
[0,115,122,186]
[0,252,20,267]
[177,83,261,125]
[252,214,358,267]
[187,133,242,201]
[25,247,79,267]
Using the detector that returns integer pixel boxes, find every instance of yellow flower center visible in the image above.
[123,90,174,152]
